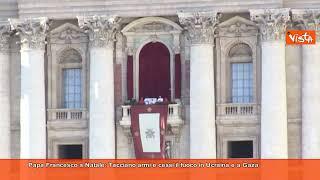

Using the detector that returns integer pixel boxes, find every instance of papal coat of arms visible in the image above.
[145,128,155,139]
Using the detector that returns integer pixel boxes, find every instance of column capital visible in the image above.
[250,8,290,41]
[292,9,320,41]
[177,11,221,45]
[77,15,121,49]
[0,23,11,53]
[9,17,49,51]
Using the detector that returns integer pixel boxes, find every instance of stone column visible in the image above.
[250,9,290,158]
[0,24,11,158]
[10,18,49,158]
[292,9,320,158]
[178,11,220,158]
[78,15,121,158]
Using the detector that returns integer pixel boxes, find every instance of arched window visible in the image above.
[59,49,83,108]
[229,43,253,103]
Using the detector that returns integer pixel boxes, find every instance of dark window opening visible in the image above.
[228,141,253,158]
[58,145,83,159]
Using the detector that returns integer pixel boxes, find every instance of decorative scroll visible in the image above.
[130,104,168,159]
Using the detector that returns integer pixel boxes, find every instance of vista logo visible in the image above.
[286,30,316,45]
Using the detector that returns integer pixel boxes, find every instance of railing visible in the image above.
[47,109,88,121]
[120,104,183,129]
[216,103,260,116]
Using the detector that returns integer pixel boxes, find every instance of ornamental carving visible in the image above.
[292,9,320,41]
[0,24,10,52]
[229,43,252,58]
[9,17,49,50]
[59,48,82,64]
[50,23,85,44]
[217,16,258,37]
[130,22,173,33]
[178,11,221,45]
[77,15,121,48]
[250,9,290,41]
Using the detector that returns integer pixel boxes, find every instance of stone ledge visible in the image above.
[16,0,281,19]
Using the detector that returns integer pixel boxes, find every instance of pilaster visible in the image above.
[250,9,289,158]
[10,17,49,158]
[0,23,11,158]
[178,11,220,158]
[78,15,121,158]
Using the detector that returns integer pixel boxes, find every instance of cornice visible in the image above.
[15,1,281,19]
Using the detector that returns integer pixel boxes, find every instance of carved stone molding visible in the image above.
[77,15,121,49]
[250,8,290,41]
[9,17,49,50]
[0,23,11,53]
[121,16,182,57]
[50,23,87,44]
[292,9,320,41]
[177,11,221,45]
[218,16,258,37]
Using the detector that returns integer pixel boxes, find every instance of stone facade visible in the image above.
[0,0,319,159]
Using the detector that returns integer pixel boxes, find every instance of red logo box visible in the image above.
[286,30,316,45]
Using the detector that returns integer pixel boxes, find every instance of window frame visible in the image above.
[56,48,87,109]
[225,44,257,104]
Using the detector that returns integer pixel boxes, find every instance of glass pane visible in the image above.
[231,63,253,103]
[63,68,82,108]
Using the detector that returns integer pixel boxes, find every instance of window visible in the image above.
[231,63,253,103]
[63,68,82,108]
[228,141,253,158]
[58,145,83,159]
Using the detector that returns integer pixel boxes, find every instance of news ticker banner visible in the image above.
[0,159,319,180]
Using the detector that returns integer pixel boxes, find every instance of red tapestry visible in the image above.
[174,54,181,99]
[127,55,134,99]
[130,104,168,159]
[139,42,171,100]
